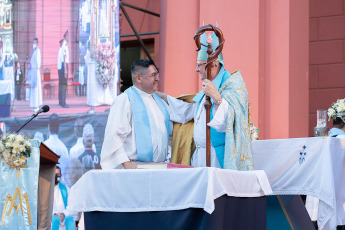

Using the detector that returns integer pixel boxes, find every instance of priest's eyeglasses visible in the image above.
[140,72,159,79]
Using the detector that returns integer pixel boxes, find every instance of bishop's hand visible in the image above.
[202,79,222,103]
[155,91,168,104]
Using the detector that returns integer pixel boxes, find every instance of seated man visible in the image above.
[158,32,253,170]
[328,98,345,138]
[100,59,170,169]
[52,166,78,230]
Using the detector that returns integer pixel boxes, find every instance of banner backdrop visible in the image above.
[0,140,40,230]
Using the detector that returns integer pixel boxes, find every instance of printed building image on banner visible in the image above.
[0,0,120,118]
[0,0,120,219]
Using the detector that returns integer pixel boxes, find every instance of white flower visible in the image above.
[328,108,336,119]
[19,156,26,165]
[14,159,21,167]
[251,131,258,141]
[16,135,24,142]
[12,141,20,148]
[25,141,31,148]
[19,145,26,152]
[337,102,345,112]
[12,147,19,154]
[5,141,12,148]
[0,143,4,152]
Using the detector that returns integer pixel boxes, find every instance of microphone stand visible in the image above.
[15,113,39,134]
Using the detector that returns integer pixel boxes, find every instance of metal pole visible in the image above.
[121,2,160,17]
[120,4,158,70]
[120,31,160,38]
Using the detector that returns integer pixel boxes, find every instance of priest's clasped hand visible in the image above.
[202,79,222,103]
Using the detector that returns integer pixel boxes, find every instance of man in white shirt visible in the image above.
[58,31,70,108]
[101,59,170,169]
[44,113,69,185]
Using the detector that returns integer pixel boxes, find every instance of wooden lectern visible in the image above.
[38,143,59,230]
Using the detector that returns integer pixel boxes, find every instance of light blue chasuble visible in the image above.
[125,86,170,162]
[0,139,40,230]
[193,66,254,170]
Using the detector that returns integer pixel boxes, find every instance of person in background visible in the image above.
[44,113,69,185]
[58,31,70,108]
[28,37,42,112]
[78,124,101,170]
[52,166,78,230]
[328,117,345,138]
[33,131,44,142]
[15,62,23,100]
[69,118,96,160]
[0,122,5,138]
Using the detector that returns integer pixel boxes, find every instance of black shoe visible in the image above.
[62,104,69,108]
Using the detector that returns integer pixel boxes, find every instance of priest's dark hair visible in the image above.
[130,59,155,82]
[49,113,60,134]
[333,117,345,129]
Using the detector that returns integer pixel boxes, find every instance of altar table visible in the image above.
[68,167,272,230]
[253,137,345,230]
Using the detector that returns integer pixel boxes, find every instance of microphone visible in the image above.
[33,105,50,117]
[15,105,50,133]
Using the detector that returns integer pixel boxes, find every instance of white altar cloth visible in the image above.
[253,137,345,230]
[68,167,272,214]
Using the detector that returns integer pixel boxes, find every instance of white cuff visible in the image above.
[208,98,228,132]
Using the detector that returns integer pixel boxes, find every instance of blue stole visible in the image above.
[193,66,230,168]
[125,86,170,162]
[59,183,68,209]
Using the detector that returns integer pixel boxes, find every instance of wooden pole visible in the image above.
[194,25,224,167]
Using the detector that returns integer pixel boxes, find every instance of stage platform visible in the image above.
[7,96,111,118]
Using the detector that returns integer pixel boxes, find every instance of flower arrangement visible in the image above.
[0,134,32,167]
[95,42,116,88]
[250,122,260,141]
[327,98,345,121]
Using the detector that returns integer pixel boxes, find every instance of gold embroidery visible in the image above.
[8,165,27,179]
[1,186,32,226]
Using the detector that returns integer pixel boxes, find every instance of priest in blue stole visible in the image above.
[161,32,254,170]
[52,166,77,230]
[101,59,170,169]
